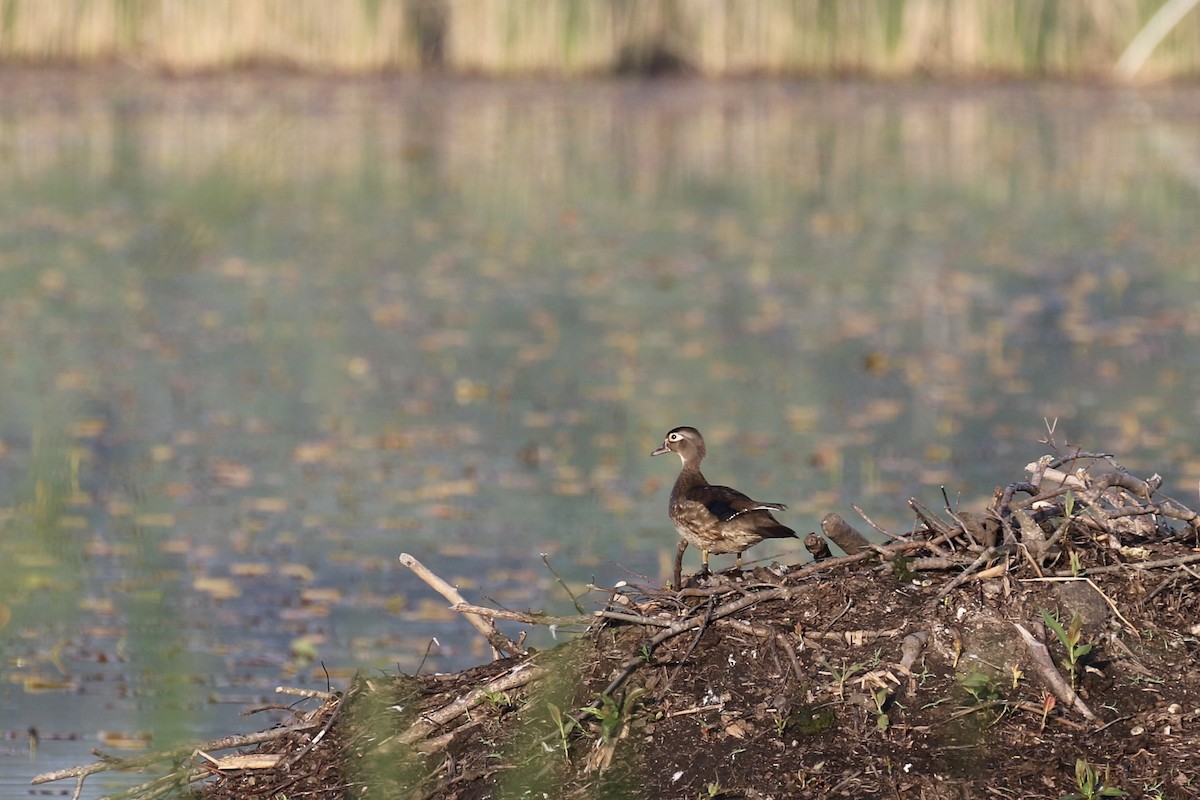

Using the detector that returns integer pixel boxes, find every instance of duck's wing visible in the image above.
[684,484,787,522]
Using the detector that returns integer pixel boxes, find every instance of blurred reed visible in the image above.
[0,0,1197,79]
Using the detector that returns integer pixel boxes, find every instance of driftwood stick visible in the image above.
[399,553,525,659]
[595,577,841,702]
[907,498,955,539]
[595,609,675,628]
[1061,551,1200,576]
[1009,485,1072,514]
[283,695,343,770]
[31,721,321,786]
[930,545,1011,604]
[1013,623,1098,722]
[907,557,969,571]
[394,662,546,746]
[1088,470,1157,500]
[451,603,590,627]
[999,481,1040,517]
[823,511,874,553]
[788,540,926,581]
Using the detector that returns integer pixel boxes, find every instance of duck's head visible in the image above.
[650,426,706,463]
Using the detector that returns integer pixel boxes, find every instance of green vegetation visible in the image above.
[1060,758,1127,799]
[1041,609,1094,690]
[2,0,1199,78]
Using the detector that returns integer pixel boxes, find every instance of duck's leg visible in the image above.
[699,548,711,576]
[734,551,744,571]
[672,539,688,588]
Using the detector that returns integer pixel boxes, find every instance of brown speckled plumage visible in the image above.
[651,426,796,573]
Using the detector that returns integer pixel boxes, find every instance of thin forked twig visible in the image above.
[399,553,525,659]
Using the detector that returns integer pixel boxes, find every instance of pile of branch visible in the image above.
[30,446,1200,799]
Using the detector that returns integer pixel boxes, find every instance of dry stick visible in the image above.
[541,554,588,614]
[1012,623,1098,722]
[822,511,874,553]
[1085,499,1200,530]
[803,627,906,644]
[941,700,1087,731]
[1061,551,1200,576]
[99,767,211,800]
[394,662,546,746]
[595,609,674,628]
[788,540,926,580]
[599,544,927,701]
[31,721,321,787]
[1087,470,1157,500]
[907,498,955,540]
[999,481,1042,515]
[415,717,483,755]
[930,545,1011,605]
[1010,485,1072,514]
[399,553,524,659]
[451,603,590,628]
[283,694,343,769]
[659,599,718,696]
[907,557,969,570]
[596,582,798,701]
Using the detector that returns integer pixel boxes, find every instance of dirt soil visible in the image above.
[41,450,1200,799]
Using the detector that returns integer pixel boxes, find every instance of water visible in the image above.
[1,71,1199,797]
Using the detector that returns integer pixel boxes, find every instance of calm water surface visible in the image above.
[2,71,1199,796]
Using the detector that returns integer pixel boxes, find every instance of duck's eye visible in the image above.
[668,432,681,441]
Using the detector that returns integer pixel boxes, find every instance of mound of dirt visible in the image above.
[36,449,1200,798]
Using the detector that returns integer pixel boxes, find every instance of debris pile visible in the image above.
[36,447,1200,798]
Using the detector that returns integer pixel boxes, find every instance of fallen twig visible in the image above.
[1013,622,1098,722]
[31,720,322,795]
[451,603,590,627]
[392,662,546,747]
[399,553,525,659]
[1060,551,1200,576]
[930,545,1012,605]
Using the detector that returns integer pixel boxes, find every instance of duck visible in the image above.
[651,426,796,581]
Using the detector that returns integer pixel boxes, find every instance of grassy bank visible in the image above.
[0,0,1197,79]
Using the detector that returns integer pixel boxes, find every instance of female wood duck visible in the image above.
[651,426,796,577]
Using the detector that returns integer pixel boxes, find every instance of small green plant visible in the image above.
[703,779,724,798]
[545,702,579,761]
[1068,550,1083,577]
[872,689,890,731]
[958,670,1003,704]
[828,659,867,697]
[579,687,647,745]
[479,687,512,708]
[1059,758,1127,799]
[1041,609,1093,689]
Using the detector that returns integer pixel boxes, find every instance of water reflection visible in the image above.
[1,72,1199,795]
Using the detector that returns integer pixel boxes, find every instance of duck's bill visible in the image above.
[650,444,670,456]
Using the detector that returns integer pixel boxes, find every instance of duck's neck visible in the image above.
[674,460,707,492]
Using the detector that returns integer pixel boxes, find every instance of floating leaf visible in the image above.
[193,577,241,600]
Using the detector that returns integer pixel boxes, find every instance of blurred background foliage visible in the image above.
[0,0,1197,79]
